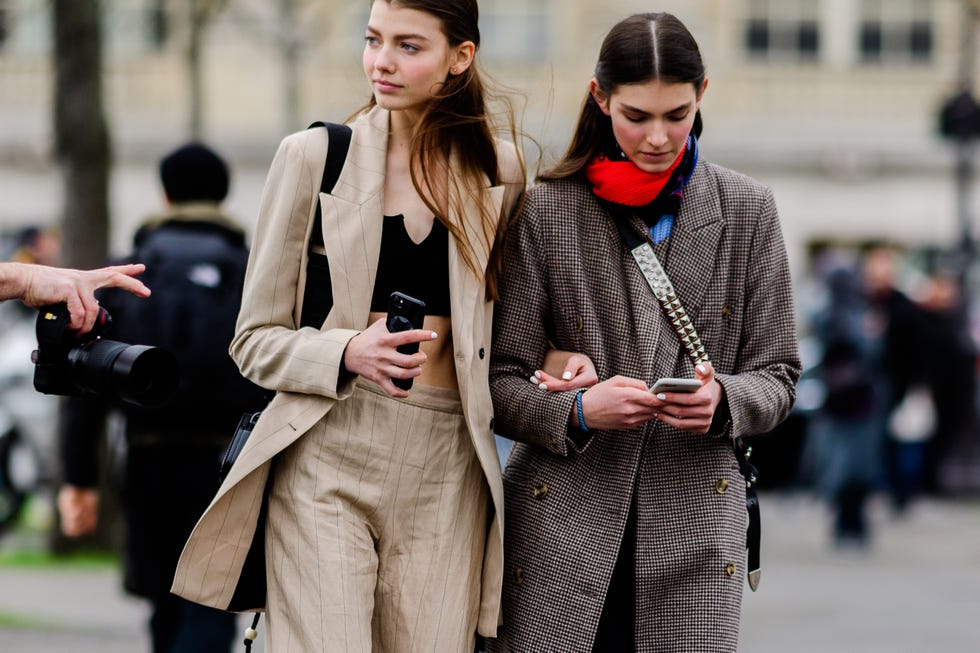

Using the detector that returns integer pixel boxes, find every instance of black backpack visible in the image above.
[107,219,267,433]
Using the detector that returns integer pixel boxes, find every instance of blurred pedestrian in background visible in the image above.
[915,268,980,495]
[57,142,266,653]
[807,263,886,547]
[488,12,800,652]
[9,225,62,267]
[862,244,934,513]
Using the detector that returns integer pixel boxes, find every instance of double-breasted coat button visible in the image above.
[715,479,730,494]
[515,568,525,585]
[548,437,559,449]
[721,305,732,318]
[725,562,737,577]
[478,347,485,359]
[533,484,549,499]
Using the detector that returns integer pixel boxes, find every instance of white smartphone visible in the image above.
[649,377,702,394]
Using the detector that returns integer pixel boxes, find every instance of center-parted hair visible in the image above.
[542,12,706,182]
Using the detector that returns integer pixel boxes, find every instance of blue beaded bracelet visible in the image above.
[575,389,589,432]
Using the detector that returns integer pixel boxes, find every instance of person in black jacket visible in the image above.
[57,142,267,653]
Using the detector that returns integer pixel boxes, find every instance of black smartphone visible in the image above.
[386,291,427,390]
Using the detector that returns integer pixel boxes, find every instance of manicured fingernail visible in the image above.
[697,364,706,374]
[529,376,538,385]
[430,331,438,339]
[562,371,572,380]
[539,383,548,391]
[657,393,666,400]
[533,370,543,379]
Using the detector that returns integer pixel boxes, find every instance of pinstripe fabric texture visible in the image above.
[265,380,486,652]
[171,106,527,640]
[487,162,801,653]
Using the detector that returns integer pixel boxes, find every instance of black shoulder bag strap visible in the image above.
[300,120,352,329]
[613,217,762,592]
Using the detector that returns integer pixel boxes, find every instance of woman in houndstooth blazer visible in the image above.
[488,13,802,653]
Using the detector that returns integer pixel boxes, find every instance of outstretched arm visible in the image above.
[0,262,151,333]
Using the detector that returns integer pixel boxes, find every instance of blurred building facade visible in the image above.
[0,0,977,284]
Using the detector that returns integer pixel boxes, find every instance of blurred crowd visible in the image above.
[761,243,980,548]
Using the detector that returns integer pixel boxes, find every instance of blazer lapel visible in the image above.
[449,150,505,397]
[319,107,389,330]
[661,164,723,325]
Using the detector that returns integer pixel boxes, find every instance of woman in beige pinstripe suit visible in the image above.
[171,1,596,651]
[488,12,801,653]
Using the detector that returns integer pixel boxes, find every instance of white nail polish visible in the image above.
[430,331,438,339]
[697,364,706,374]
[529,376,538,385]
[534,370,542,379]
[562,371,572,380]
[657,393,666,400]
[539,383,548,391]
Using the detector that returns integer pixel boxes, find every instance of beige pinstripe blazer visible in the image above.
[171,106,524,637]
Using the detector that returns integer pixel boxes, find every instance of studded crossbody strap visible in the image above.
[613,217,762,592]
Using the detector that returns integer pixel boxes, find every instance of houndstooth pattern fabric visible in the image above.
[487,161,801,653]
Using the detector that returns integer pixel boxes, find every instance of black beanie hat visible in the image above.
[159,142,230,203]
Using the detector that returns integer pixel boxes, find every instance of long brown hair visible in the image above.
[352,0,525,299]
[541,12,705,182]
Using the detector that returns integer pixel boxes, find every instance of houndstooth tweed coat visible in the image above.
[487,161,801,653]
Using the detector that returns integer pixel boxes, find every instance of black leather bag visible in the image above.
[218,411,261,481]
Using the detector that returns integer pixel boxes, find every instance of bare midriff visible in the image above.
[367,311,458,391]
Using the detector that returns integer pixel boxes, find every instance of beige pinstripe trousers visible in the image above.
[264,379,487,652]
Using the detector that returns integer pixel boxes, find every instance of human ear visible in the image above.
[695,78,709,105]
[589,79,610,115]
[450,41,476,75]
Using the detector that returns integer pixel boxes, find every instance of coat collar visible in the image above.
[623,162,723,326]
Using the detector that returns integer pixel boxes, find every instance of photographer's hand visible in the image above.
[0,262,151,333]
[57,484,99,537]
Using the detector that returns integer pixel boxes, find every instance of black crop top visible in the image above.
[370,215,451,316]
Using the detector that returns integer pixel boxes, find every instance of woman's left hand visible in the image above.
[531,350,599,392]
[651,363,724,434]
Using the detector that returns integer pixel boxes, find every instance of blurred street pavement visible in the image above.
[0,492,978,652]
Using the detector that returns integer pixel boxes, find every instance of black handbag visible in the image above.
[217,120,351,485]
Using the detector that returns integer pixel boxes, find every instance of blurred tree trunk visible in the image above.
[50,0,119,555]
[53,0,110,270]
[187,0,228,139]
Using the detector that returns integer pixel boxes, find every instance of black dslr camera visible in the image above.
[31,303,179,407]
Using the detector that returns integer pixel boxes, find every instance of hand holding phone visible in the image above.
[649,377,702,394]
[386,291,427,390]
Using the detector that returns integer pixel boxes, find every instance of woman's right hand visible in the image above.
[532,351,599,392]
[342,317,437,397]
[574,375,660,431]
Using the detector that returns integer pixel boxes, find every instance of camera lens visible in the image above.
[67,340,179,407]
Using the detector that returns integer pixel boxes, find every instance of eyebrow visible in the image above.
[621,100,693,116]
[365,25,432,42]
